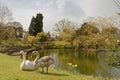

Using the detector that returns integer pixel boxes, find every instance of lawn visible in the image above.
[0,53,106,80]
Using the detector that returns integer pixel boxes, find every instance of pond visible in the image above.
[32,49,120,78]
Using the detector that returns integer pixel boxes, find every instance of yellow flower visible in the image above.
[72,65,75,67]
[69,63,72,66]
[67,63,70,65]
[74,64,77,67]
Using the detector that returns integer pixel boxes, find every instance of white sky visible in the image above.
[0,0,119,33]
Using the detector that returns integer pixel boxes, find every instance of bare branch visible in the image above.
[0,5,13,24]
[113,0,120,9]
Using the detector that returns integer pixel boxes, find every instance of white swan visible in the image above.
[20,50,39,70]
[32,51,54,73]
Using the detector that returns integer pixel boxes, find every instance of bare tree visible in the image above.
[113,0,120,8]
[0,5,13,24]
[7,21,23,28]
[113,0,120,15]
[54,19,76,34]
[7,21,23,38]
[83,16,118,31]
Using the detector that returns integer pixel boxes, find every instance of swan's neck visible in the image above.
[22,54,26,63]
[33,53,40,66]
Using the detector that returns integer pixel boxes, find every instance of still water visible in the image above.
[34,49,120,78]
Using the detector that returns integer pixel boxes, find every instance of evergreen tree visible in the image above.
[29,16,36,36]
[29,13,43,36]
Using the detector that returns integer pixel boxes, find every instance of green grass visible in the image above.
[0,53,106,80]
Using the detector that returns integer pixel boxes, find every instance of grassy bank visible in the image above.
[0,53,106,80]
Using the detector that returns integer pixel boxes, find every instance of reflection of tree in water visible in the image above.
[97,51,120,78]
[57,49,100,75]
[105,51,120,69]
[28,49,113,76]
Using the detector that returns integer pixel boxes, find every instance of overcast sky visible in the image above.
[0,0,119,32]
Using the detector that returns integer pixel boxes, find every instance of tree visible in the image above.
[29,13,43,36]
[76,22,100,36]
[0,21,24,41]
[28,16,35,36]
[0,25,17,40]
[54,19,76,34]
[74,22,100,49]
[7,21,23,28]
[84,16,117,31]
[27,36,35,45]
[35,32,47,42]
[0,5,13,24]
[113,0,120,9]
[59,25,75,43]
[102,26,119,34]
[7,21,23,38]
[100,26,120,50]
[54,19,76,48]
[113,0,120,15]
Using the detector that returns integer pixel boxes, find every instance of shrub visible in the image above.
[35,32,48,42]
[27,36,35,44]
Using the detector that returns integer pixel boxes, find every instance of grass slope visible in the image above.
[0,53,105,80]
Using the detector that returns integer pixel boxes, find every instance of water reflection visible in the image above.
[29,49,120,78]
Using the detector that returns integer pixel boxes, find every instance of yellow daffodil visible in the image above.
[69,63,72,66]
[74,64,77,67]
[67,63,70,65]
[72,65,75,67]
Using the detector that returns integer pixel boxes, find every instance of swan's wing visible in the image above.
[21,60,35,70]
[26,60,33,65]
[36,59,52,67]
[40,56,54,64]
[36,59,43,66]
[40,56,49,62]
